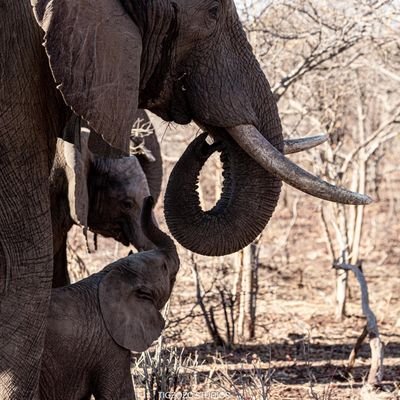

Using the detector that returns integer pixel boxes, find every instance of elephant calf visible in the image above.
[50,125,159,288]
[40,197,179,400]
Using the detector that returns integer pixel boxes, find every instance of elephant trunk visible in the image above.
[141,197,177,257]
[165,130,283,255]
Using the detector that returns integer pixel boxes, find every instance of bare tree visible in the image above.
[243,0,399,320]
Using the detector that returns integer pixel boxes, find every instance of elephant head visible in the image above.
[33,0,371,257]
[98,196,179,351]
[52,127,156,252]
[41,197,179,399]
[88,155,152,249]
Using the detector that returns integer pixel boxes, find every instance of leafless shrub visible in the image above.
[130,116,156,161]
[132,345,200,399]
[191,254,233,347]
[207,353,274,400]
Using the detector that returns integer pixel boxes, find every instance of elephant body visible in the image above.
[50,112,162,288]
[40,274,132,400]
[0,3,70,397]
[40,197,179,400]
[41,272,136,400]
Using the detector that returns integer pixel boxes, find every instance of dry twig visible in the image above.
[333,262,384,386]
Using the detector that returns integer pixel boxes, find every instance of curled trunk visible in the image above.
[165,131,281,256]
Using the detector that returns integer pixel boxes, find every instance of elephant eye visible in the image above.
[122,200,135,210]
[208,3,219,19]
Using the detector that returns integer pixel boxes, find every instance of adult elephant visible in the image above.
[0,0,370,398]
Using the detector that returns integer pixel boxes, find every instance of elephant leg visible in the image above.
[92,354,134,400]
[0,2,66,398]
[94,376,134,400]
[0,122,54,399]
[119,371,136,400]
[52,237,71,288]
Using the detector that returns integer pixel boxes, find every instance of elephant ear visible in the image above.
[99,268,165,352]
[63,122,92,227]
[31,0,142,153]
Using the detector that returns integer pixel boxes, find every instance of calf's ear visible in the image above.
[99,268,165,352]
[31,0,142,153]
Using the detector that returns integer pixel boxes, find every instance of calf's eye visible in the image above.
[123,200,134,209]
[136,288,153,302]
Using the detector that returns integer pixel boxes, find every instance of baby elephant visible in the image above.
[40,197,179,400]
[50,125,158,287]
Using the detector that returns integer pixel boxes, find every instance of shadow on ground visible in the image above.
[161,341,400,385]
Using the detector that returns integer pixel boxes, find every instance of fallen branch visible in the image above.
[333,262,384,386]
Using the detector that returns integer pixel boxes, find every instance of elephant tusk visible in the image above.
[227,125,372,205]
[283,134,328,154]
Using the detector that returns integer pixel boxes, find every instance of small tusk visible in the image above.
[227,125,372,205]
[284,134,328,154]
